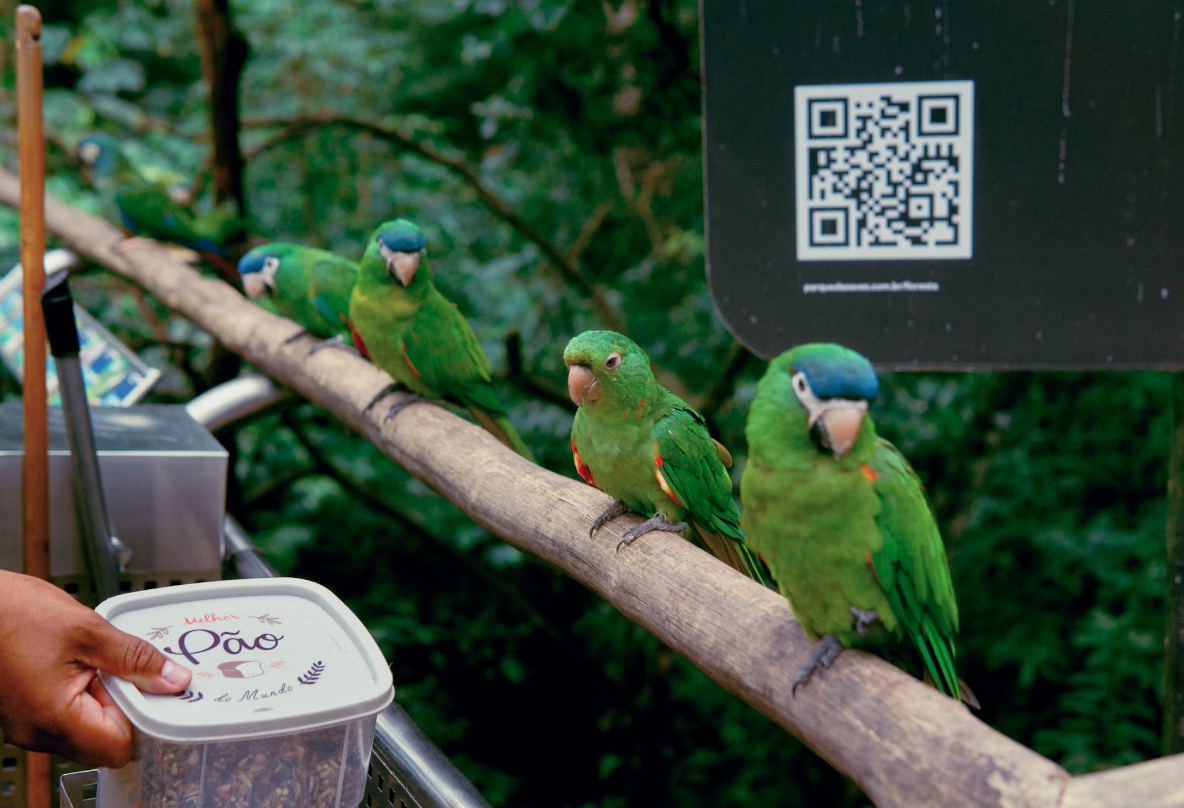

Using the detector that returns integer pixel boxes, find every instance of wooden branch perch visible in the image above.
[240,113,625,333]
[1,168,1180,808]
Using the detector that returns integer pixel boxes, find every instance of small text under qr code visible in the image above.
[794,80,974,261]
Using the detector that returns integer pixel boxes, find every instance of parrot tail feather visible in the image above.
[468,407,536,463]
[957,678,981,710]
[696,525,774,588]
[912,616,961,701]
[197,250,241,285]
[920,671,981,710]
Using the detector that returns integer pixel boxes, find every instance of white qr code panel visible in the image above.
[794,81,974,261]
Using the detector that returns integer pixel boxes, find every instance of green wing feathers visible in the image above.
[307,257,356,340]
[655,406,771,586]
[869,438,961,699]
[116,177,243,252]
[408,294,534,462]
[192,200,243,244]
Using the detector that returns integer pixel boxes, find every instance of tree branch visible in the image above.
[240,113,626,333]
[503,331,576,412]
[697,341,756,433]
[566,197,616,264]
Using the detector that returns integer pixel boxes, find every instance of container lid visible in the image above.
[96,578,394,743]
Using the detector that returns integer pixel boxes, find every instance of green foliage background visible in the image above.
[0,0,1168,804]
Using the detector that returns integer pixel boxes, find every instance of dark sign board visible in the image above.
[703,1,1184,369]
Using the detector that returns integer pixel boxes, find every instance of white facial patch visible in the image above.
[79,142,100,165]
[791,371,869,460]
[261,256,280,288]
[790,372,868,429]
[243,256,280,300]
[378,242,399,269]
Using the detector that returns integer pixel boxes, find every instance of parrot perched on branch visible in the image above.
[563,330,770,585]
[237,243,359,355]
[76,133,244,259]
[349,218,535,462]
[741,343,975,705]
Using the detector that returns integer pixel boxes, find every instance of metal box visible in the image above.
[0,404,226,599]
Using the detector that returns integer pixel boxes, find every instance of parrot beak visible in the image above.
[242,274,269,300]
[567,364,600,406]
[809,400,868,461]
[391,251,421,286]
[379,241,422,286]
[168,186,193,206]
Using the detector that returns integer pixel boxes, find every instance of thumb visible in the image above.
[75,618,192,695]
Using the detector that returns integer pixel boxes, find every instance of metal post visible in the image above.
[42,271,125,602]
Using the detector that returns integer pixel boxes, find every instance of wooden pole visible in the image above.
[16,3,47,575]
[16,7,52,808]
[1165,372,1184,755]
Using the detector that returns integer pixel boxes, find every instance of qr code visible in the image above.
[794,80,974,261]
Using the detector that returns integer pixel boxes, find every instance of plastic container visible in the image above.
[95,579,394,808]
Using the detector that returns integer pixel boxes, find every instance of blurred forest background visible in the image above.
[0,0,1170,805]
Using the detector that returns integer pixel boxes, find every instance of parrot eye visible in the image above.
[791,372,815,403]
[263,256,280,273]
[604,352,622,371]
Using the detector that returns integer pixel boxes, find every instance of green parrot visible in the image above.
[349,218,535,462]
[238,243,360,355]
[76,133,243,258]
[741,343,973,704]
[563,330,770,585]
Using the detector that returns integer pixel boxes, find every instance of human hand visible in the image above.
[0,570,192,767]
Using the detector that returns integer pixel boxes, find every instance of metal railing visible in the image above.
[60,376,494,808]
[222,512,492,808]
[194,377,493,808]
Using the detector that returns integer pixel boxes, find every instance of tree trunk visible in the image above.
[194,0,248,213]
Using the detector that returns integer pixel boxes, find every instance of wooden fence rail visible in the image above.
[1,167,1180,808]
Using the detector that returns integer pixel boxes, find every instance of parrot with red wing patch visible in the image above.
[349,219,534,462]
[563,330,770,586]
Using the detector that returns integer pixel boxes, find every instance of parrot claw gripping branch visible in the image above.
[615,514,687,552]
[4,173,1184,808]
[588,500,628,539]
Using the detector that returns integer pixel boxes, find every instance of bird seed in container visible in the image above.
[95,579,393,808]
